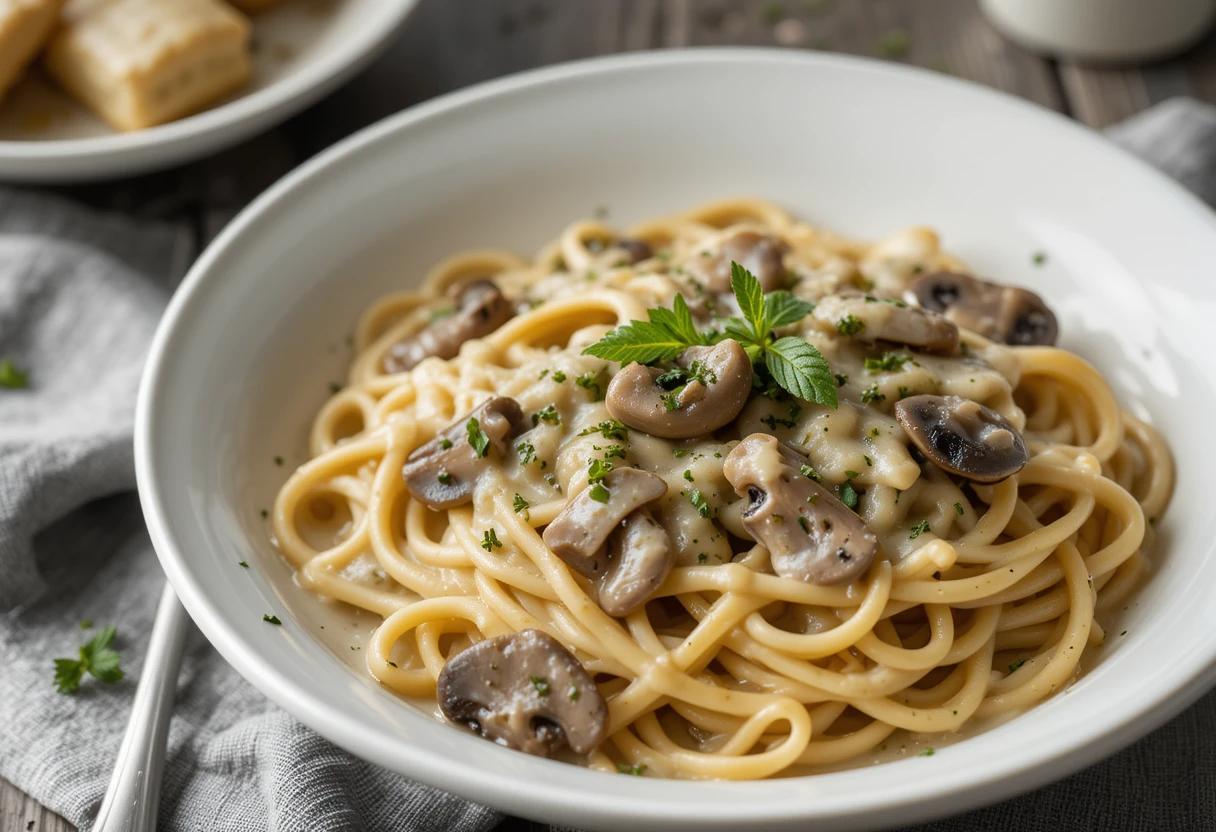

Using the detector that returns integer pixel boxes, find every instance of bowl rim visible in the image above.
[135,47,1216,830]
[0,0,417,160]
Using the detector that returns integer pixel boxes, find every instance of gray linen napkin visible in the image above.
[1,98,1214,832]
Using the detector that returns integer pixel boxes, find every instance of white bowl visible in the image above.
[135,49,1216,831]
[0,0,416,183]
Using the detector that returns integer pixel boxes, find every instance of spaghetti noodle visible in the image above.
[271,198,1172,780]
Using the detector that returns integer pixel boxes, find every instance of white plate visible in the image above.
[0,0,416,183]
[135,50,1216,831]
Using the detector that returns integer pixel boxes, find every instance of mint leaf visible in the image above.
[766,337,837,408]
[582,318,690,364]
[647,294,703,347]
[764,291,815,329]
[730,262,766,339]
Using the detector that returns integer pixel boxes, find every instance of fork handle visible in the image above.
[92,582,191,832]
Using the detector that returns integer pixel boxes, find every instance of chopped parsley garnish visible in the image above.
[1008,658,1026,673]
[918,746,935,757]
[1032,251,1047,266]
[0,359,28,389]
[908,519,931,540]
[836,314,865,336]
[575,371,604,400]
[568,685,581,701]
[761,401,802,430]
[672,447,694,458]
[587,458,614,483]
[953,501,965,516]
[529,675,550,696]
[844,469,860,479]
[512,493,530,514]
[897,385,913,400]
[834,373,849,387]
[588,483,611,503]
[439,438,453,450]
[798,516,812,533]
[516,441,536,465]
[601,444,626,459]
[239,560,249,568]
[532,405,561,425]
[263,614,282,625]
[864,352,912,374]
[551,370,567,383]
[584,264,836,407]
[799,463,821,481]
[466,418,491,458]
[53,625,123,694]
[437,470,453,486]
[687,489,713,518]
[429,306,455,321]
[860,384,885,404]
[481,529,503,551]
[840,482,859,510]
[578,419,628,440]
[617,763,647,776]
[683,469,694,482]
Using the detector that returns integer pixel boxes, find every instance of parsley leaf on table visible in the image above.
[53,625,123,694]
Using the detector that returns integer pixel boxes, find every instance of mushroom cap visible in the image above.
[907,271,1058,346]
[687,230,789,294]
[383,279,514,373]
[723,434,878,585]
[614,238,654,264]
[402,397,527,509]
[437,628,607,756]
[604,340,753,439]
[542,467,667,576]
[895,394,1029,483]
[598,510,674,617]
[813,293,959,354]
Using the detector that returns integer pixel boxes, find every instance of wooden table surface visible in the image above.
[5,0,1216,829]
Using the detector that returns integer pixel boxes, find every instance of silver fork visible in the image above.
[92,583,191,832]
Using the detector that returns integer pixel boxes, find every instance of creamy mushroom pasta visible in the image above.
[272,198,1173,780]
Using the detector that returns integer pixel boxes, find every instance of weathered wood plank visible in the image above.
[0,777,72,832]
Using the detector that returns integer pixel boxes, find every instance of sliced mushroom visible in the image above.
[597,510,674,617]
[604,340,752,439]
[437,628,607,756]
[402,397,527,509]
[723,434,878,585]
[688,230,789,293]
[383,279,513,373]
[907,271,1058,346]
[614,238,653,264]
[813,293,958,354]
[542,467,666,576]
[895,394,1028,483]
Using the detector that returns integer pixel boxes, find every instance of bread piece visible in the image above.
[45,0,253,131]
[0,0,63,100]
[226,0,286,13]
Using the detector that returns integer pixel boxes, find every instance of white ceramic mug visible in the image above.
[981,0,1216,63]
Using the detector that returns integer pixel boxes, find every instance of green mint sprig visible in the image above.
[581,262,836,408]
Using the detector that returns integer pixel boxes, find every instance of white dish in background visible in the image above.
[0,0,416,183]
[135,49,1216,831]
